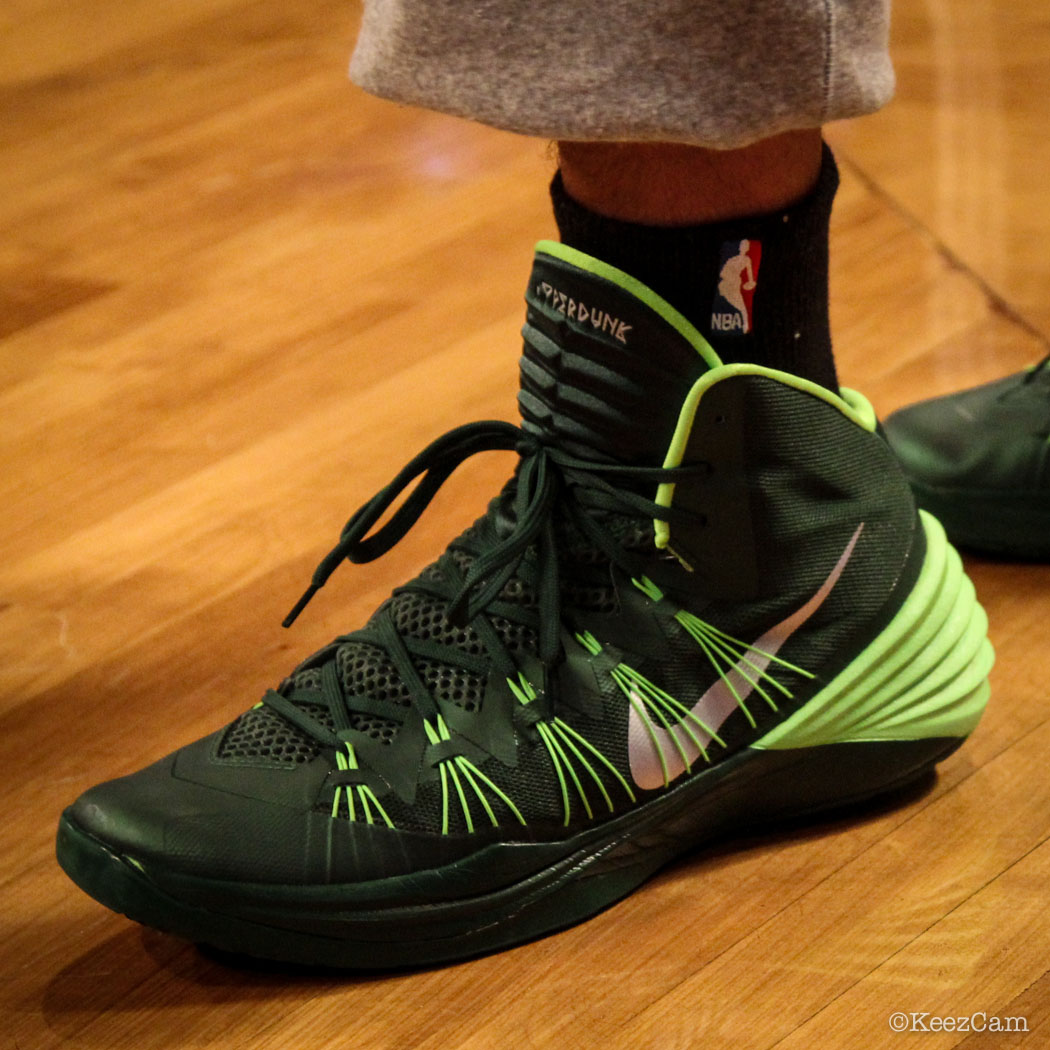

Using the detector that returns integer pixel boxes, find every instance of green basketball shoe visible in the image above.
[884,363,1050,557]
[56,243,993,968]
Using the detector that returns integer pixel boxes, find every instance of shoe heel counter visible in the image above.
[754,510,993,749]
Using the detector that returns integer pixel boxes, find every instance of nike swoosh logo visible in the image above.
[627,522,865,790]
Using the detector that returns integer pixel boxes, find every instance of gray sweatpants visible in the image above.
[350,1,893,148]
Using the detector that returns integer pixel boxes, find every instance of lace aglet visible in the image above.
[283,583,320,628]
[663,544,695,573]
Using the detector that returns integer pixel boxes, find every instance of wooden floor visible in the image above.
[4,1,1050,1046]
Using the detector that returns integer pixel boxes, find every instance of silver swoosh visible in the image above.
[627,522,865,790]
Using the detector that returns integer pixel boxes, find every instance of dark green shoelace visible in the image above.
[266,420,704,749]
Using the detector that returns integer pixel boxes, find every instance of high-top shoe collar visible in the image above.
[518,242,721,466]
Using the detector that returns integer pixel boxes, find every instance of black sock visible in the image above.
[550,143,840,391]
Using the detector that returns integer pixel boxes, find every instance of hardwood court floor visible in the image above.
[3,1,1049,1047]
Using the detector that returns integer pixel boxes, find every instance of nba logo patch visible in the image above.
[711,239,761,336]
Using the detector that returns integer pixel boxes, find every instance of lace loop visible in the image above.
[283,421,520,626]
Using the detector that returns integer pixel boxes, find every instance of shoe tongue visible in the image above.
[519,242,721,465]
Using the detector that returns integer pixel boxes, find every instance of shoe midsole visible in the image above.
[58,734,961,944]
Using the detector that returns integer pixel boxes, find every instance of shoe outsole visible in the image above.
[57,735,963,969]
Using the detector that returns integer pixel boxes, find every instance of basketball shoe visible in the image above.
[57,243,993,967]
[884,363,1050,557]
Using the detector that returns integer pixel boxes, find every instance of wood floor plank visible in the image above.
[829,0,1050,343]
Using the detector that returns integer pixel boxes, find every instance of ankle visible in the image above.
[556,130,824,225]
[550,143,840,391]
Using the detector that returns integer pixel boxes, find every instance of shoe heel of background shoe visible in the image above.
[910,482,1050,559]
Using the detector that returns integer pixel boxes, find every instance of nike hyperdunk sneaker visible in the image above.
[57,243,993,968]
[884,362,1050,557]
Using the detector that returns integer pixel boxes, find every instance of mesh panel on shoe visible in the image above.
[292,668,323,691]
[335,642,410,741]
[337,642,413,707]
[489,615,536,654]
[415,657,486,712]
[500,576,535,606]
[390,591,484,654]
[217,706,320,764]
[347,714,400,744]
[449,549,475,577]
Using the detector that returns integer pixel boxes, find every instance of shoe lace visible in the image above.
[264,420,705,749]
